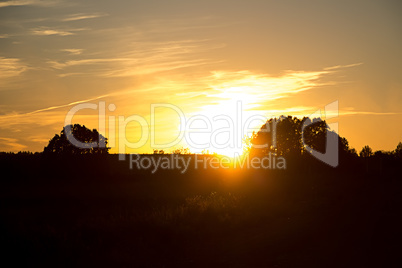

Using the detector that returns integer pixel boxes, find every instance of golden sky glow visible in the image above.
[0,0,401,155]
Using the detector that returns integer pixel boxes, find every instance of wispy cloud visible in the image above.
[62,13,108,22]
[129,64,365,118]
[188,63,363,114]
[60,48,84,55]
[47,58,130,69]
[58,72,89,77]
[0,93,111,121]
[0,57,28,79]
[104,59,220,77]
[201,69,330,109]
[261,106,399,118]
[0,137,27,151]
[339,110,399,116]
[0,0,61,8]
[324,62,363,71]
[48,39,223,77]
[31,27,86,36]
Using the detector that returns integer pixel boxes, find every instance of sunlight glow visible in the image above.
[174,70,330,157]
[185,84,264,157]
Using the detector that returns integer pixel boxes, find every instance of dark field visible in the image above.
[1,154,401,267]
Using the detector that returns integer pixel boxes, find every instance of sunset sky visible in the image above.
[0,0,401,156]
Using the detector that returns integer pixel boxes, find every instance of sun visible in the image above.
[215,146,245,158]
[180,85,263,158]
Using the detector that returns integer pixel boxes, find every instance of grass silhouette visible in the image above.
[1,153,401,267]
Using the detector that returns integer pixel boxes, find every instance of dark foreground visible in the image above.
[1,154,401,267]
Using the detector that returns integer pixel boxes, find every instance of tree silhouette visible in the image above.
[250,116,304,157]
[359,145,373,158]
[43,124,109,155]
[172,147,191,154]
[394,142,402,159]
[249,116,351,159]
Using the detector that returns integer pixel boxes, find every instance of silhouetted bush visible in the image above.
[43,124,109,156]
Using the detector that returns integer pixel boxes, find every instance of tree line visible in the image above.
[4,118,399,163]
